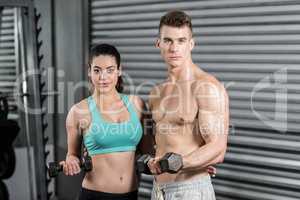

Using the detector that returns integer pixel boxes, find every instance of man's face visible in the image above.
[156,25,194,68]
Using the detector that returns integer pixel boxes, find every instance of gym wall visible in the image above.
[89,1,300,200]
[1,0,300,200]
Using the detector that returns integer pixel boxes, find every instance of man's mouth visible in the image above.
[169,56,181,60]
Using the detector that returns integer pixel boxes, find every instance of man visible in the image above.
[147,10,229,200]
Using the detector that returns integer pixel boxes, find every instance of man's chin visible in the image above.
[168,61,183,69]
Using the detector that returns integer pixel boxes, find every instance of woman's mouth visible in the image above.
[98,83,109,87]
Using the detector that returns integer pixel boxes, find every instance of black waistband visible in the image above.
[79,187,138,200]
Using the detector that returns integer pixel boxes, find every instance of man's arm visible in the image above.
[182,79,229,171]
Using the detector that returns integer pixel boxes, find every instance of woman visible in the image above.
[60,43,152,200]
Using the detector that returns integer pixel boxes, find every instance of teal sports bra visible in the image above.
[83,94,143,156]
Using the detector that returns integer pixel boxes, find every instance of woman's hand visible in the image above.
[59,154,81,176]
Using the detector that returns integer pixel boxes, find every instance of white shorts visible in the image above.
[151,175,216,200]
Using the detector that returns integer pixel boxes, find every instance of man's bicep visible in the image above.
[196,83,229,145]
[198,112,227,145]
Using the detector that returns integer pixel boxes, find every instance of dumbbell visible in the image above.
[48,156,92,178]
[136,152,183,174]
[159,152,183,174]
[136,154,152,174]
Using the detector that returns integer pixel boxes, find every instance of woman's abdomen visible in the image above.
[82,151,138,193]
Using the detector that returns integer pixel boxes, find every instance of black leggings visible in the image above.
[78,187,138,200]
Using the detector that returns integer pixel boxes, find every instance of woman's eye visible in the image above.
[107,68,115,73]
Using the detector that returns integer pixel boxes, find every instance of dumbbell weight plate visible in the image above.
[48,162,63,178]
[82,156,93,171]
[136,154,152,174]
[159,152,183,174]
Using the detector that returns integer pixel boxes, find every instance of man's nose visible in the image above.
[169,42,178,52]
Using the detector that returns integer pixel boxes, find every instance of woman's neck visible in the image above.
[92,90,120,107]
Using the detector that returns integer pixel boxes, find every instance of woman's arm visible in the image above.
[60,104,82,176]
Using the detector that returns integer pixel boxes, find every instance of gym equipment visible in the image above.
[159,152,183,174]
[48,155,93,178]
[0,181,9,200]
[0,147,16,179]
[0,94,8,120]
[0,120,19,179]
[137,152,183,174]
[136,154,152,174]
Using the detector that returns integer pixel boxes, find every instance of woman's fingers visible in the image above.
[69,160,80,175]
[61,159,81,176]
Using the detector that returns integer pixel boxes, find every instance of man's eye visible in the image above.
[94,69,100,73]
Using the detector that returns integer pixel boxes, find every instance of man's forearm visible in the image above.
[181,142,225,171]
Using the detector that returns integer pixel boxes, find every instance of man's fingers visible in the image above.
[207,166,217,177]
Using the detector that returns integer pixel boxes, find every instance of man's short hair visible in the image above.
[159,10,193,35]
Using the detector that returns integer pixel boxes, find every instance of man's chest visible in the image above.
[151,83,198,124]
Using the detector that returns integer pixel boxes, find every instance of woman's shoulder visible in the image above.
[68,98,90,118]
[66,98,92,129]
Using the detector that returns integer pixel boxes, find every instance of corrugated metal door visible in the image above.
[89,1,300,200]
[0,7,18,120]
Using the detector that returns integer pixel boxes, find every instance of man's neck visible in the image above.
[167,61,197,83]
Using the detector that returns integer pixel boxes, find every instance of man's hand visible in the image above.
[207,166,217,177]
[147,157,162,175]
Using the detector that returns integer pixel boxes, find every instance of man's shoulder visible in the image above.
[192,71,226,96]
[149,83,164,96]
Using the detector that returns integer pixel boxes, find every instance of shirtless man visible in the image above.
[147,10,229,200]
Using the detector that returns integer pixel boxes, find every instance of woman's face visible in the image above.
[89,55,120,94]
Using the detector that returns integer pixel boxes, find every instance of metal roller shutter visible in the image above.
[89,1,300,199]
[0,7,18,120]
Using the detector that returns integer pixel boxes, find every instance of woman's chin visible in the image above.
[96,86,113,94]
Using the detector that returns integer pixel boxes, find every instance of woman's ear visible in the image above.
[88,66,91,77]
[118,66,122,76]
[155,38,160,48]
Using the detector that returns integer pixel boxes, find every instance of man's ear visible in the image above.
[155,38,160,48]
[190,38,195,51]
